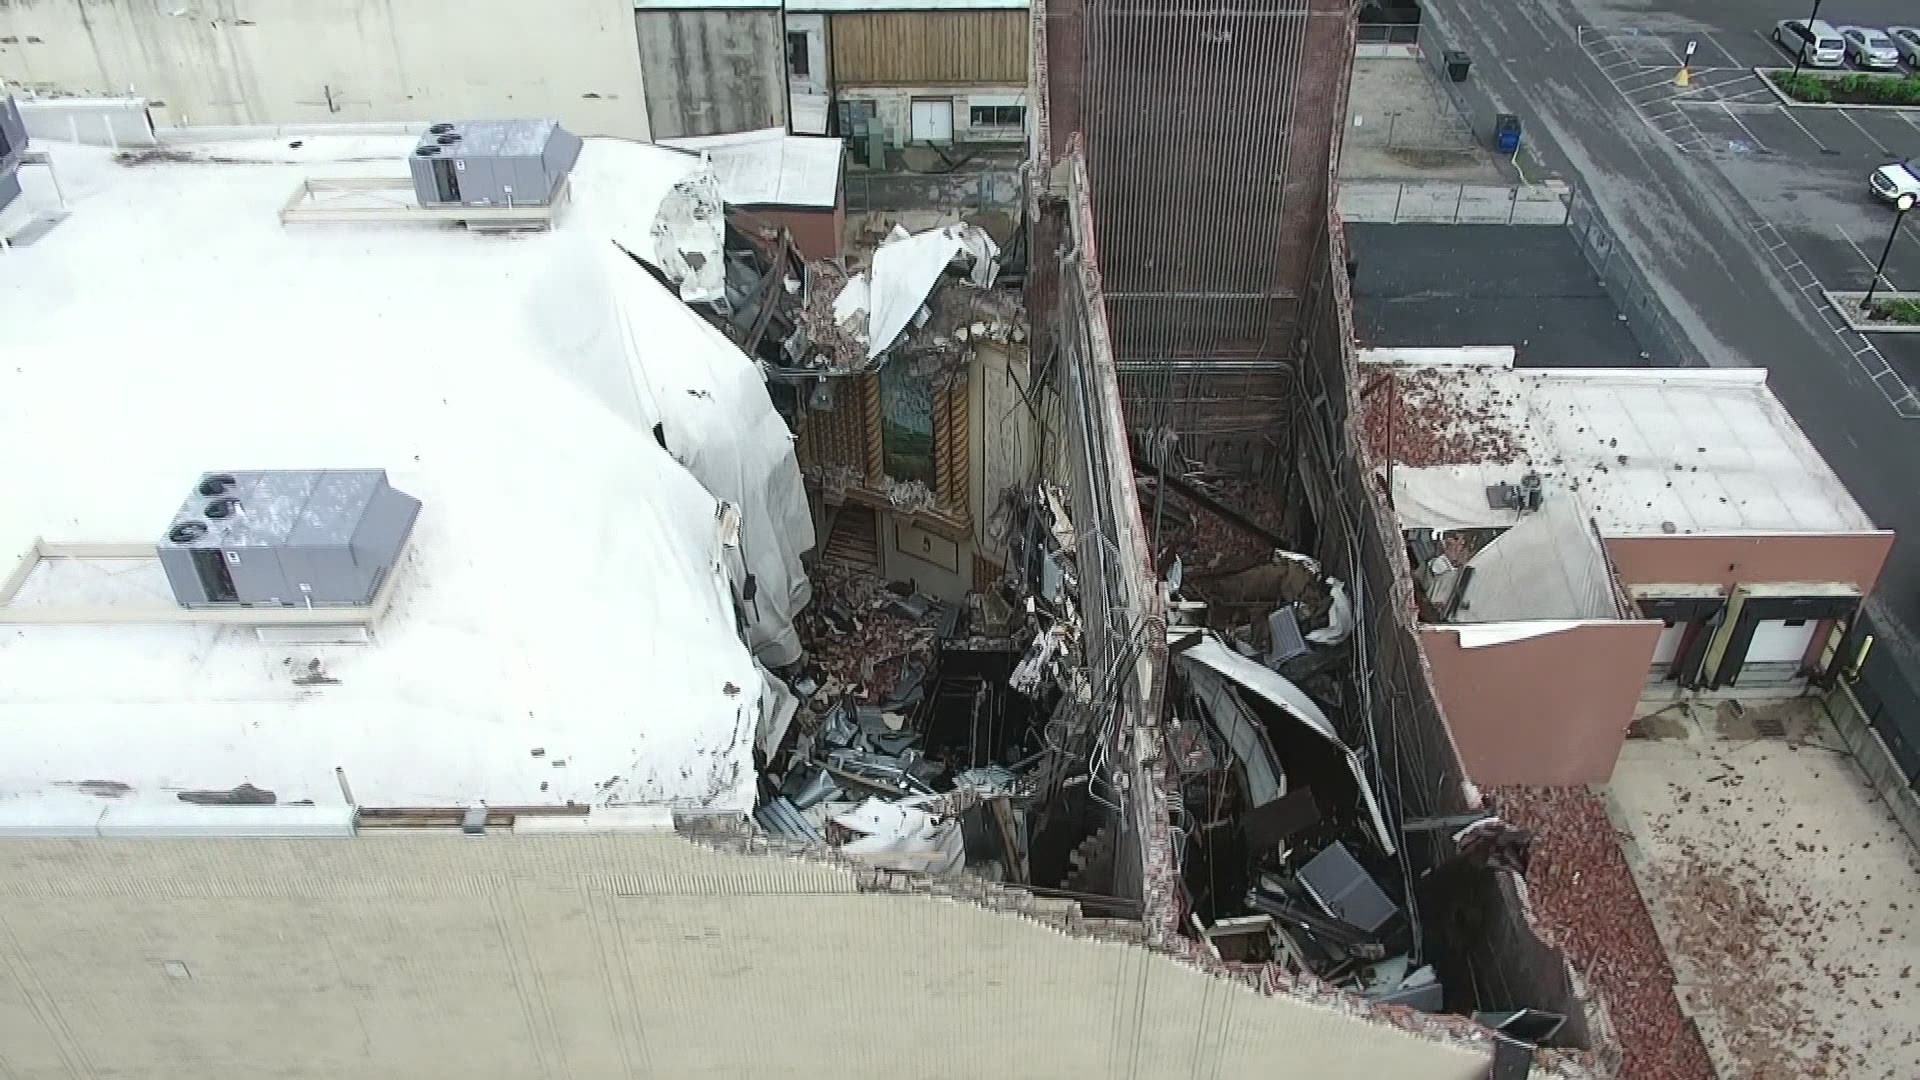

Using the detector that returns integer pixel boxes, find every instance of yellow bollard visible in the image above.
[1675,66,1691,88]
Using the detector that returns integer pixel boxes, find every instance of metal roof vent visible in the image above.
[156,469,421,608]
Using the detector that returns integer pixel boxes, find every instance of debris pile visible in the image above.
[1168,632,1416,1003]
[1148,472,1294,576]
[1497,786,1714,1079]
[797,259,868,369]
[756,482,1119,893]
[1357,364,1528,468]
[1164,536,1353,709]
[784,222,1017,376]
[794,564,947,704]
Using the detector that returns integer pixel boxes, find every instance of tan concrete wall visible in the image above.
[0,832,1494,1079]
[1604,532,1895,595]
[635,8,784,138]
[1421,620,1665,785]
[0,0,650,138]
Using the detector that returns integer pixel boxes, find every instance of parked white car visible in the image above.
[1871,161,1920,204]
[1774,18,1847,67]
[1841,26,1904,70]
[1890,26,1920,66]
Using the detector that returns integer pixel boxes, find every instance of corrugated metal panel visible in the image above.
[831,11,1029,85]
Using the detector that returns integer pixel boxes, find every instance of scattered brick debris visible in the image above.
[1496,786,1715,1080]
[1157,475,1293,576]
[797,563,938,704]
[1358,364,1527,468]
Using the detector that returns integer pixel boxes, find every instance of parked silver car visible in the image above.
[1890,26,1920,66]
[1774,18,1847,67]
[1841,26,1904,69]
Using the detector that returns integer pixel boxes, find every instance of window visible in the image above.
[969,104,1025,129]
[786,31,810,78]
[880,365,937,487]
[1784,618,1809,627]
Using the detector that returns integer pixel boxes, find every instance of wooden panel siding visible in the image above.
[830,11,1028,85]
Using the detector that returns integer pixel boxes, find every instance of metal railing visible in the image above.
[1357,22,1421,46]
[1565,185,1698,367]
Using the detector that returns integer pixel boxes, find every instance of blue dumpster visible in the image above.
[1495,113,1522,155]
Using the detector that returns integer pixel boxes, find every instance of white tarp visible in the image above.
[1384,464,1526,533]
[832,796,965,874]
[532,240,815,666]
[568,139,727,304]
[865,223,1000,359]
[1179,636,1396,856]
[1454,494,1618,623]
[661,127,843,209]
[0,138,769,812]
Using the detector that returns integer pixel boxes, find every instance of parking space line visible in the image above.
[1699,31,1744,69]
[1717,102,1773,154]
[1621,73,1682,94]
[1750,221,1920,419]
[1839,110,1895,156]
[1751,28,1790,64]
[1775,105,1837,155]
[1835,224,1901,291]
[1692,72,1763,98]
[1578,25,1729,156]
[1896,112,1920,138]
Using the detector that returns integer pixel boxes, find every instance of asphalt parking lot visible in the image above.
[1578,1,1920,389]
[1425,0,1920,796]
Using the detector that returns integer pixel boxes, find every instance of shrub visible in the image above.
[1870,297,1920,324]
[1770,71,1831,102]
[1768,69,1920,106]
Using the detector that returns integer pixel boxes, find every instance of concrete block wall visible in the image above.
[0,831,1501,1079]
[0,0,651,138]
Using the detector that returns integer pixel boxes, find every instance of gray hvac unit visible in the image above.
[0,95,26,215]
[407,119,582,209]
[157,470,421,608]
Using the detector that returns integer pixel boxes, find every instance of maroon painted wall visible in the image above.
[1421,621,1664,786]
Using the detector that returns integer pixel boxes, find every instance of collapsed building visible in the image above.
[0,5,1613,1067]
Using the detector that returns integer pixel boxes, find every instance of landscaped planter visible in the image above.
[1821,289,1920,333]
[1762,68,1920,107]
[1867,296,1920,325]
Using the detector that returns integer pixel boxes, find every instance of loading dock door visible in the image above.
[910,98,954,143]
[1650,621,1685,666]
[1747,619,1818,663]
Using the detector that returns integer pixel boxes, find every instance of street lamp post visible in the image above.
[1793,0,1825,78]
[1863,191,1918,318]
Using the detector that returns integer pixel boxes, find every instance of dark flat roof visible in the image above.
[1346,223,1645,368]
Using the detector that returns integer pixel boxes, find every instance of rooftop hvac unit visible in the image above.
[0,95,26,215]
[156,470,421,608]
[407,119,582,209]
